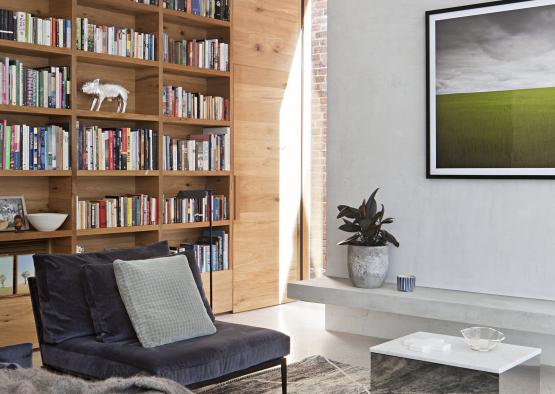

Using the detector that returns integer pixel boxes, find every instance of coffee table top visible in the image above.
[370,332,541,374]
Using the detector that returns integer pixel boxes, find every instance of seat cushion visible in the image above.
[41,321,290,386]
[33,241,170,344]
[114,255,216,348]
[0,343,33,368]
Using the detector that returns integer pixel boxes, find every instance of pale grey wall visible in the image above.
[327,0,555,301]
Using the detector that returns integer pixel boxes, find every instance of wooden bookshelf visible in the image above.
[0,0,234,346]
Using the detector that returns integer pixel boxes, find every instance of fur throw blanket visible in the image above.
[0,367,193,394]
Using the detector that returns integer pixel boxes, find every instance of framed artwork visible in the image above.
[427,0,555,178]
[16,254,34,295]
[0,196,28,231]
[0,255,14,296]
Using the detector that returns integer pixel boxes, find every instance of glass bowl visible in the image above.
[461,327,505,351]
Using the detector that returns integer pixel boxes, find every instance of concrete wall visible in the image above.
[327,0,555,301]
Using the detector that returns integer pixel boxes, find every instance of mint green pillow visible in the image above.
[113,254,216,348]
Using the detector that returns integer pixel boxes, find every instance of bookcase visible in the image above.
[0,0,233,346]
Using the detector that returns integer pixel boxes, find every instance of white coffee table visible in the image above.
[370,332,541,394]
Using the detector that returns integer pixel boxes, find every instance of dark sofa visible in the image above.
[29,243,290,392]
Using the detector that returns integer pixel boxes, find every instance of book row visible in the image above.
[131,0,159,4]
[163,0,230,21]
[163,128,230,171]
[163,86,229,120]
[0,58,70,108]
[76,18,156,61]
[0,9,71,48]
[0,255,34,297]
[163,34,229,72]
[163,190,228,224]
[78,126,157,171]
[76,195,158,230]
[171,230,229,272]
[0,122,69,171]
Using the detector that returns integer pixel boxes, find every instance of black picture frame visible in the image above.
[426,0,555,179]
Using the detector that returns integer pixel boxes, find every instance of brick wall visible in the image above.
[309,0,327,278]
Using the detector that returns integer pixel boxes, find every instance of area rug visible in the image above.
[195,355,370,394]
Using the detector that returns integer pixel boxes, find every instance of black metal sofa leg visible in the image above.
[281,358,287,394]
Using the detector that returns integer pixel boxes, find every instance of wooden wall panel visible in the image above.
[232,0,301,312]
[0,296,38,347]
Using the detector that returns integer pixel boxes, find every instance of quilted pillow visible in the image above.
[114,254,216,348]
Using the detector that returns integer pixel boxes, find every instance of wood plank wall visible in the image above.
[232,0,302,312]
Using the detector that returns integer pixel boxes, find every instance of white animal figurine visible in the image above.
[81,79,129,113]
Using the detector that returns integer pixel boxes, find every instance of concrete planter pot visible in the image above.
[347,245,389,288]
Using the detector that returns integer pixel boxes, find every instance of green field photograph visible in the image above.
[429,3,555,175]
[437,87,555,168]
[16,254,34,295]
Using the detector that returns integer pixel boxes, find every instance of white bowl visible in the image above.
[26,213,68,232]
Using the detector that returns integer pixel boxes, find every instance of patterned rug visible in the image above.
[196,355,370,394]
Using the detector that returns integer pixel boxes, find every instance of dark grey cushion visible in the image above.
[40,321,290,386]
[0,343,33,368]
[33,242,170,344]
[82,251,215,343]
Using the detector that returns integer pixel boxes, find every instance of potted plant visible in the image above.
[337,188,399,288]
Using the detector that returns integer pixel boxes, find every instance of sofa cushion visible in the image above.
[33,241,170,344]
[82,251,215,343]
[40,321,290,386]
[114,255,216,348]
[0,343,33,368]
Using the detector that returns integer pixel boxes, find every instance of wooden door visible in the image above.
[232,0,302,312]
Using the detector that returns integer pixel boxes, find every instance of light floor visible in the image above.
[218,301,555,393]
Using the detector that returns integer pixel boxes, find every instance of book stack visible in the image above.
[77,194,158,230]
[0,58,70,108]
[78,125,157,171]
[163,0,230,21]
[0,122,69,170]
[76,18,156,61]
[163,85,229,120]
[163,190,228,224]
[163,33,229,71]
[131,0,158,4]
[163,127,230,171]
[0,9,71,47]
[172,230,229,272]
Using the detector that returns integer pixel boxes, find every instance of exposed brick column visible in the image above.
[310,0,327,278]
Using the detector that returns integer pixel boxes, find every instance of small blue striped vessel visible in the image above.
[397,275,415,292]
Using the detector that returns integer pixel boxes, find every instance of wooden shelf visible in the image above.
[0,40,72,57]
[162,170,230,177]
[75,110,159,122]
[0,105,72,116]
[0,170,71,177]
[77,170,159,177]
[0,230,72,242]
[77,225,159,237]
[163,63,230,78]
[163,116,231,127]
[162,8,231,29]
[161,220,231,231]
[78,0,158,15]
[77,51,159,69]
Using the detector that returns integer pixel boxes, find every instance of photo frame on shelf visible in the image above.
[427,0,555,178]
[0,196,29,232]
[15,254,34,295]
[0,255,14,296]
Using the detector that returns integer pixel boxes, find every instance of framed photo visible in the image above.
[427,0,555,178]
[0,255,14,296]
[0,196,28,231]
[15,254,34,295]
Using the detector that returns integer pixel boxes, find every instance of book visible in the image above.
[163,85,229,120]
[0,9,70,48]
[76,194,158,230]
[0,122,69,170]
[163,0,229,21]
[163,190,228,224]
[173,230,229,272]
[78,125,157,171]
[163,34,229,71]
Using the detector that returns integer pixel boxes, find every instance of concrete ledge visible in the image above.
[287,277,555,337]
